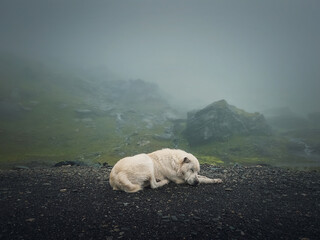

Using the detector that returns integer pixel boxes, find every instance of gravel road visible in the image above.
[0,164,319,239]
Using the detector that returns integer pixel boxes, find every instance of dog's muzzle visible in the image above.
[188,179,199,186]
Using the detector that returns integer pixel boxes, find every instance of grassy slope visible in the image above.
[0,57,180,168]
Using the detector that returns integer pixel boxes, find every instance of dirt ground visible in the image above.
[0,164,319,240]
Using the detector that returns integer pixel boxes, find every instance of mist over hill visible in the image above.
[0,55,319,169]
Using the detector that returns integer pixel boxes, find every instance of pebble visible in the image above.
[25,218,35,222]
[171,215,178,221]
[192,215,200,220]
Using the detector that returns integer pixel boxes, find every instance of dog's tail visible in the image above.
[113,172,143,193]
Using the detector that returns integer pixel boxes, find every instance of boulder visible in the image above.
[185,100,270,145]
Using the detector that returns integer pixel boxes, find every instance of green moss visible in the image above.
[197,155,224,165]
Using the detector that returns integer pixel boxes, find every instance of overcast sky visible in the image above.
[1,0,319,114]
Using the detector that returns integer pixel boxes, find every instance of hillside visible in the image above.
[0,55,183,168]
[0,55,319,170]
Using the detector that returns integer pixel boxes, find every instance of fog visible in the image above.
[1,0,320,114]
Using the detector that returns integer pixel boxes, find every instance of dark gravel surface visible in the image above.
[0,164,319,240]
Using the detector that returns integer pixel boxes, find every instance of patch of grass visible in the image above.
[230,156,270,165]
[197,155,224,165]
[190,134,290,166]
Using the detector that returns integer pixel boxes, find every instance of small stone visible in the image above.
[171,216,178,221]
[60,189,67,192]
[229,226,235,230]
[193,216,201,221]
[26,218,35,222]
[225,188,233,191]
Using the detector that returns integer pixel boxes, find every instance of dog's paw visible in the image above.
[213,178,223,183]
[162,179,170,184]
[156,179,169,184]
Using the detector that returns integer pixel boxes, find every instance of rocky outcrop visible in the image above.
[185,100,271,145]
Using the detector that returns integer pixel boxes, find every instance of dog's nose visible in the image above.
[193,179,199,186]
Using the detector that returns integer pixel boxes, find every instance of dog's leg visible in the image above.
[198,175,223,184]
[150,178,169,189]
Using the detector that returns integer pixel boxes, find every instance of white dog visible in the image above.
[109,148,222,193]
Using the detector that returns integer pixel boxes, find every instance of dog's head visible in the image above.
[178,153,200,186]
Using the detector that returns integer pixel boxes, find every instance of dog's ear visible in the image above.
[183,157,190,163]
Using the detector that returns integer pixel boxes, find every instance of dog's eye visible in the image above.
[190,169,194,173]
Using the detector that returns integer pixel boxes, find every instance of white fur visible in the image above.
[109,148,222,193]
